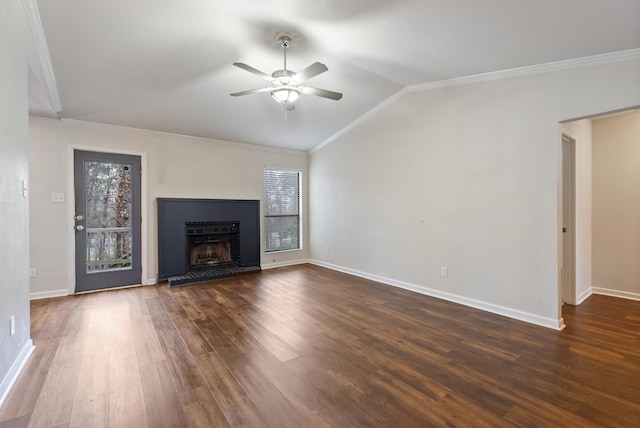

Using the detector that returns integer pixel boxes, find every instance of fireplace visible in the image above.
[186,222,239,271]
[157,198,261,286]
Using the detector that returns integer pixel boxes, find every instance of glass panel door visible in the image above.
[74,150,141,292]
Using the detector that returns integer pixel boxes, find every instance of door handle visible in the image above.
[75,214,84,221]
[75,225,85,231]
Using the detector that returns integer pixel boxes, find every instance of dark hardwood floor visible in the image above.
[1,264,639,427]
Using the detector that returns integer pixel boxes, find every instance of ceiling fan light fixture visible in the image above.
[271,88,299,104]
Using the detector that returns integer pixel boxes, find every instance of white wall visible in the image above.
[309,59,640,329]
[560,119,592,304]
[0,0,34,407]
[28,117,309,297]
[592,110,640,299]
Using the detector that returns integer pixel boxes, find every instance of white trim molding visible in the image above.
[310,49,640,154]
[60,119,305,156]
[576,287,593,305]
[30,289,69,300]
[408,49,640,93]
[0,340,34,409]
[593,287,640,302]
[261,259,310,270]
[21,0,62,112]
[310,88,408,154]
[311,260,565,330]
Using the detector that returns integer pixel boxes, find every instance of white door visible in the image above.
[561,136,576,305]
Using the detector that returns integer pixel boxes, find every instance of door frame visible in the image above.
[560,135,576,306]
[67,144,149,294]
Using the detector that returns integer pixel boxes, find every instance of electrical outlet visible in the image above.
[441,267,448,277]
[29,268,37,278]
[10,316,15,336]
[51,192,65,203]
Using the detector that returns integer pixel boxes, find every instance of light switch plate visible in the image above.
[51,193,65,203]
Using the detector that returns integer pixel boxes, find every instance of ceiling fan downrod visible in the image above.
[279,35,291,71]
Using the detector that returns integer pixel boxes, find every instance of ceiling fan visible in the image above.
[230,35,343,111]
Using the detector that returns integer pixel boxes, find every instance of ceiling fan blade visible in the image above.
[293,62,328,82]
[301,86,343,101]
[230,87,273,97]
[233,63,273,81]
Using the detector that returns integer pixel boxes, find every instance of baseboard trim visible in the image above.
[592,287,640,301]
[0,339,35,409]
[261,259,311,270]
[576,287,593,305]
[310,260,564,330]
[31,278,157,300]
[30,289,68,300]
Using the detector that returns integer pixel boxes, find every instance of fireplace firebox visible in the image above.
[186,222,239,271]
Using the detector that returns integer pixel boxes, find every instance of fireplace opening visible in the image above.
[186,222,239,272]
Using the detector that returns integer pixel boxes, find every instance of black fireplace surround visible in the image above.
[157,198,260,282]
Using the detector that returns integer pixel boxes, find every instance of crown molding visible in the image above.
[309,49,640,154]
[309,87,408,154]
[408,48,640,93]
[59,118,307,155]
[22,0,62,112]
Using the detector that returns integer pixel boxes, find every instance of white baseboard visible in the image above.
[30,289,69,300]
[31,278,157,300]
[0,339,35,409]
[576,287,593,305]
[592,287,640,301]
[261,259,310,270]
[310,260,564,330]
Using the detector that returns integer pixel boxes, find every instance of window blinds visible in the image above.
[264,169,300,252]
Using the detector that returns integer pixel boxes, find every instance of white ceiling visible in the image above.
[31,0,640,151]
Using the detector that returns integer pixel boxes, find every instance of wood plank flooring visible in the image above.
[1,264,639,427]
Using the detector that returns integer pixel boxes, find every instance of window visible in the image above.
[264,169,300,252]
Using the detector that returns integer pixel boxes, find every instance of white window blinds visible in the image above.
[264,169,300,252]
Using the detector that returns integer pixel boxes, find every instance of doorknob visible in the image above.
[75,214,84,221]
[75,225,85,231]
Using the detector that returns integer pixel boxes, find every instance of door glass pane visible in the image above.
[84,161,133,273]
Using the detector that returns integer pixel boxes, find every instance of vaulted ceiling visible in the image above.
[30,0,640,151]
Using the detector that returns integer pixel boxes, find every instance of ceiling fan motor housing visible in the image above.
[272,69,295,84]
